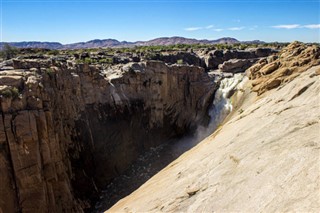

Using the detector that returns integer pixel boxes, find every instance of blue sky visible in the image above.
[1,0,319,43]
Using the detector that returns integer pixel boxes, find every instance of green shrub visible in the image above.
[84,58,92,64]
[76,59,84,64]
[82,58,98,64]
[0,90,12,98]
[177,59,184,64]
[11,87,19,99]
[48,50,59,55]
[0,87,20,99]
[0,44,19,59]
[46,68,54,74]
[45,68,56,78]
[98,58,113,64]
[145,52,158,60]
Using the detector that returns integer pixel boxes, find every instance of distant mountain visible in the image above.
[0,37,264,50]
[135,37,240,46]
[0,41,63,49]
[243,40,266,44]
[63,39,134,49]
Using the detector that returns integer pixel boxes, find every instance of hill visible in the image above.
[0,37,265,50]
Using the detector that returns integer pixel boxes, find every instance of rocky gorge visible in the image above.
[108,42,320,212]
[0,42,318,213]
[0,58,217,212]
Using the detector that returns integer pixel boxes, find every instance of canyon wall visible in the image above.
[0,59,216,212]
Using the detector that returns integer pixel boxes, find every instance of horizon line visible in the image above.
[1,36,310,45]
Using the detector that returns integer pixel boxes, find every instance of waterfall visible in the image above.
[195,73,247,140]
[209,73,247,130]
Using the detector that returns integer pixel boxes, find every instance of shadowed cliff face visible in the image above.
[0,59,217,212]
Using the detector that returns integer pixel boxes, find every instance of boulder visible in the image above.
[254,48,277,57]
[260,62,279,75]
[0,75,23,88]
[218,58,258,73]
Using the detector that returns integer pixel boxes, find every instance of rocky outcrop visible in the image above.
[0,58,216,212]
[148,52,205,67]
[144,48,276,70]
[201,48,277,69]
[218,58,258,73]
[107,44,320,213]
[248,41,320,95]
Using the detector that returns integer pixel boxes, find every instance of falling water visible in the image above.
[207,73,247,132]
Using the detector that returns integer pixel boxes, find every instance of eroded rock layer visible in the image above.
[248,41,320,95]
[0,59,216,212]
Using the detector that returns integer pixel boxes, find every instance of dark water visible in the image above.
[93,134,202,212]
[93,116,224,212]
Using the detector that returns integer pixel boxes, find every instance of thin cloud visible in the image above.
[213,28,223,32]
[249,25,258,30]
[304,24,320,29]
[184,25,214,31]
[228,27,244,31]
[184,27,202,31]
[272,24,300,29]
[271,24,320,29]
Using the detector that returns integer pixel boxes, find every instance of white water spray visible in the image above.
[195,73,247,140]
[209,73,246,130]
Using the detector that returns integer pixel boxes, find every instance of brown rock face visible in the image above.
[218,58,258,73]
[248,42,320,95]
[0,59,216,212]
[199,48,277,70]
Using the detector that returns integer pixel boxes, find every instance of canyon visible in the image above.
[108,42,320,212]
[0,41,319,213]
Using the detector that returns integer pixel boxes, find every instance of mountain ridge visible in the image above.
[0,37,265,50]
